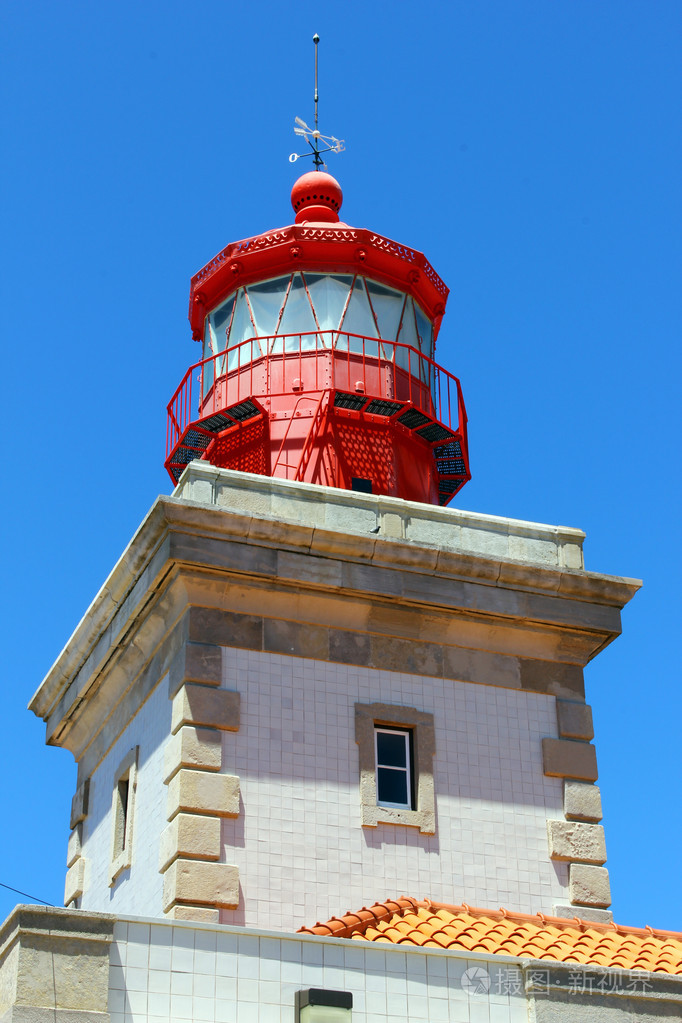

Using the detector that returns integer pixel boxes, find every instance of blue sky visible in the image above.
[1,1,680,931]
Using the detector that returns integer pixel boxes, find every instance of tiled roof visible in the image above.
[299,898,682,975]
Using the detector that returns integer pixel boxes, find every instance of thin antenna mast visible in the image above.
[313,33,320,169]
[289,34,345,168]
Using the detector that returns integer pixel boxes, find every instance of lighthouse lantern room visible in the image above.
[165,170,471,506]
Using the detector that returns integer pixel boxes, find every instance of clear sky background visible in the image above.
[1,1,680,931]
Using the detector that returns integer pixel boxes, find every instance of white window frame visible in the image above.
[374,726,413,809]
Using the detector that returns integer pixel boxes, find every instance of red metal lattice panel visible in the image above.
[205,416,269,476]
[328,417,397,495]
[320,414,439,504]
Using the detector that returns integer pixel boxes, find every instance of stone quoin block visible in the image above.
[63,858,85,905]
[66,824,82,868]
[542,738,598,781]
[518,659,585,698]
[569,863,612,908]
[163,726,222,782]
[162,859,239,911]
[188,606,263,650]
[166,768,240,821]
[564,781,603,822]
[263,618,329,660]
[168,640,223,697]
[547,821,607,864]
[556,699,594,741]
[158,813,222,871]
[69,779,90,829]
[171,683,240,734]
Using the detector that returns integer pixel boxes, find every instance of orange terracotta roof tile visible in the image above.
[298,898,682,975]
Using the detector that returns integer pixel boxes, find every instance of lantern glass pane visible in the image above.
[340,277,379,348]
[246,276,289,337]
[278,273,318,348]
[305,273,351,335]
[366,280,405,341]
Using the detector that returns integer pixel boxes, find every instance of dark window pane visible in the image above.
[377,730,407,768]
[377,767,408,806]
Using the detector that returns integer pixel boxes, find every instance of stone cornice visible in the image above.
[29,475,641,751]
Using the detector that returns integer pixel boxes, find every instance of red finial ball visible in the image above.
[291,171,343,224]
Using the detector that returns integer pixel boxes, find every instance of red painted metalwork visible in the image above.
[167,172,471,505]
[188,172,448,343]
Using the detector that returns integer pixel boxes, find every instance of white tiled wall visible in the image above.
[109,917,529,1023]
[78,646,565,924]
[221,650,566,929]
[79,674,171,916]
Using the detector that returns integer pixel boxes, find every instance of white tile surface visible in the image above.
[79,674,171,916]
[110,920,533,1023]
[80,644,566,925]
[221,649,564,927]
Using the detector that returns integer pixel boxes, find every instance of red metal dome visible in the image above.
[166,176,470,505]
[290,170,343,223]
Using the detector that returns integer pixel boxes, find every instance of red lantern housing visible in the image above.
[165,171,470,505]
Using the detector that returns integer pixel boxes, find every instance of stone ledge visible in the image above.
[1,1009,110,1023]
[176,463,588,570]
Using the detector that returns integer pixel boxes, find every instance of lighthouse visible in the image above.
[7,120,678,1023]
[165,169,470,507]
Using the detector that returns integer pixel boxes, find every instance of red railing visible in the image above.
[166,331,468,460]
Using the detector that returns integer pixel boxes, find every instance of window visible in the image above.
[110,747,138,885]
[375,727,413,808]
[355,703,435,834]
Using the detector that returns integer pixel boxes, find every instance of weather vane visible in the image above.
[289,34,345,169]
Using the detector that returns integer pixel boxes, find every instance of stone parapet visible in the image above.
[175,463,587,570]
[0,906,114,1021]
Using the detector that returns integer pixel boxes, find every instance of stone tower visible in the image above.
[28,173,638,930]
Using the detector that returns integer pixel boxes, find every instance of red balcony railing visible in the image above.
[166,331,468,462]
